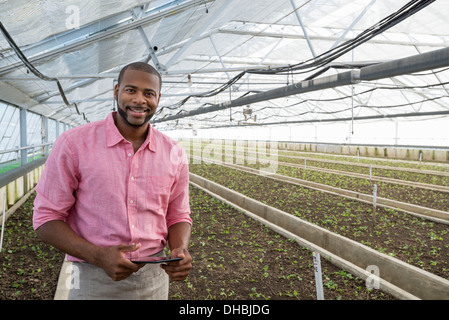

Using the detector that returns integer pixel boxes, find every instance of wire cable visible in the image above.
[0,21,89,123]
[155,0,436,119]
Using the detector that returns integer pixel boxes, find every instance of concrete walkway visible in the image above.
[53,259,72,300]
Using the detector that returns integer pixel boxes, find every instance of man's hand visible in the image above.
[95,243,144,281]
[161,247,192,281]
[35,220,144,281]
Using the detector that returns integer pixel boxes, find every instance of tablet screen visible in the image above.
[131,256,183,264]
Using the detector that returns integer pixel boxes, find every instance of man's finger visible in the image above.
[118,243,141,253]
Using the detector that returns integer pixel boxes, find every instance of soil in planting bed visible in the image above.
[276,150,449,173]
[189,163,449,282]
[273,164,449,212]
[0,190,394,300]
[170,185,394,300]
[188,145,449,212]
[0,193,64,300]
[278,155,449,187]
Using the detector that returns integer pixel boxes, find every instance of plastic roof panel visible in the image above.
[0,0,152,47]
[0,0,448,144]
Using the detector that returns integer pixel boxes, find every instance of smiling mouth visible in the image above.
[127,106,149,114]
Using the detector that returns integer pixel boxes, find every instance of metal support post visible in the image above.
[19,107,27,166]
[42,115,49,156]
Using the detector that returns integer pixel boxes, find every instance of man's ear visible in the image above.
[114,84,119,101]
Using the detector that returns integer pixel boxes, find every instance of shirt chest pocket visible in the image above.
[145,176,173,210]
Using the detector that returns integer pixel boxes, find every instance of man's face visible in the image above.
[114,68,161,128]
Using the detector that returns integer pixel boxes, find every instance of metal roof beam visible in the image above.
[164,0,231,69]
[329,0,377,50]
[0,0,214,75]
[153,46,449,123]
[132,6,166,72]
[215,23,448,48]
[290,0,316,58]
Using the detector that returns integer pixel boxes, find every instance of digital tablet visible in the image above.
[131,256,183,264]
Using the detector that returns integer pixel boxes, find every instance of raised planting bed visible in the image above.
[182,141,449,186]
[0,189,394,300]
[189,163,449,285]
[240,160,449,218]
[276,154,449,187]
[196,151,449,217]
[0,193,64,300]
[169,185,394,300]
[182,141,449,173]
[274,163,449,213]
[276,148,449,173]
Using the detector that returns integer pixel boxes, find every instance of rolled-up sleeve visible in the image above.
[33,133,79,230]
[166,145,192,229]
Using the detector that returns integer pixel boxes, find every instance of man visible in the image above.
[33,62,192,299]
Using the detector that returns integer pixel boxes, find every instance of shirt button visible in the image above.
[131,225,135,229]
[131,176,134,181]
[130,200,134,204]
[128,153,132,157]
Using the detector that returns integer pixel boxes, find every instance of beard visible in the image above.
[117,105,154,128]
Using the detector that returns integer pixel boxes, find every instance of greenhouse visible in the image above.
[0,0,448,303]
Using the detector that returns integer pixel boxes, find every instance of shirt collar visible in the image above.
[106,112,124,147]
[106,112,156,152]
[148,125,156,152]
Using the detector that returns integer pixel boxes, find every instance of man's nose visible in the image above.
[133,92,147,105]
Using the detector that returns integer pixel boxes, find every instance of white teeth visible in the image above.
[129,108,146,113]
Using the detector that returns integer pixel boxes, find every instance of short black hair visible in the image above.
[117,62,162,90]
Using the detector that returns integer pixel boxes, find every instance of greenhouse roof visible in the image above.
[0,0,448,133]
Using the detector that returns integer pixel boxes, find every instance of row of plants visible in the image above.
[0,193,64,299]
[276,154,449,187]
[189,163,449,283]
[170,185,394,300]
[276,148,449,172]
[252,162,449,213]
[182,141,449,188]
[188,145,449,212]
[182,141,449,173]
[0,189,393,300]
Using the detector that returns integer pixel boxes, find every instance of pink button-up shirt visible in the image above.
[33,112,191,262]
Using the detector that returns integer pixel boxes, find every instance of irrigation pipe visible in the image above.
[189,173,449,299]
